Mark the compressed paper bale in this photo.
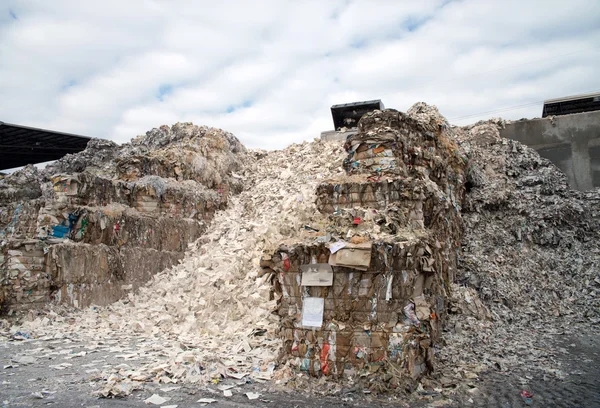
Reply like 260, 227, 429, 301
272, 104, 468, 382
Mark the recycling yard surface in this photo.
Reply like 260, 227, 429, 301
1, 103, 600, 407
1, 321, 599, 407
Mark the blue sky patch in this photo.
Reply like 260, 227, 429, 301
226, 99, 253, 113
350, 38, 367, 49
61, 79, 77, 90
157, 84, 173, 101
405, 16, 431, 32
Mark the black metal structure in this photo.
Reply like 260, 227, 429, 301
0, 121, 91, 170
542, 92, 600, 117
331, 100, 384, 131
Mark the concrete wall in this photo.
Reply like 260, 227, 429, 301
499, 110, 600, 191
320, 129, 357, 142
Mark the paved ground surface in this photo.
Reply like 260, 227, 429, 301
1, 328, 599, 407
446, 330, 600, 408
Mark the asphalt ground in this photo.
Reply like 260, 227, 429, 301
1, 326, 598, 407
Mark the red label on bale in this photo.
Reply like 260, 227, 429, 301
320, 343, 330, 375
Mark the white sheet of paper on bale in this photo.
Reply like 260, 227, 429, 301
300, 263, 333, 286
328, 242, 372, 271
301, 297, 324, 328
328, 241, 346, 254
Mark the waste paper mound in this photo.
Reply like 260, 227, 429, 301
437, 115, 600, 385
0, 124, 245, 313
1, 103, 598, 398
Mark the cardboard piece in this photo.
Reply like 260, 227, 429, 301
414, 296, 430, 321
328, 242, 372, 271
300, 263, 333, 286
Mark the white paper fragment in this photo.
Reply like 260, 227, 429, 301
246, 392, 261, 400
253, 370, 273, 380
197, 398, 218, 404
348, 272, 353, 295
12, 356, 36, 365
358, 279, 370, 296
226, 372, 248, 379
328, 241, 346, 254
145, 394, 169, 405
300, 264, 333, 286
160, 386, 181, 392
386, 274, 394, 301
301, 297, 324, 328
64, 351, 86, 359
223, 390, 233, 397
161, 405, 178, 408
49, 363, 72, 370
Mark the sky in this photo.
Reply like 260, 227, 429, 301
1, 0, 599, 150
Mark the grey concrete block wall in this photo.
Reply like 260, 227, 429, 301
320, 129, 357, 142
500, 110, 600, 191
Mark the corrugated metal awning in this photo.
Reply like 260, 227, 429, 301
0, 121, 91, 170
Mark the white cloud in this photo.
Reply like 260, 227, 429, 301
0, 0, 599, 150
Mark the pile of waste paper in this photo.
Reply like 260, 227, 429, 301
0, 123, 245, 313
2, 137, 349, 396
1, 103, 599, 399
436, 115, 600, 390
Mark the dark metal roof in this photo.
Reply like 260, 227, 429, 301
330, 99, 384, 109
542, 92, 600, 117
0, 121, 91, 170
330, 99, 384, 131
